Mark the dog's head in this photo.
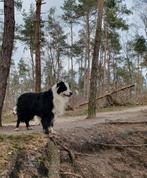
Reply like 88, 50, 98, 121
52, 81, 72, 97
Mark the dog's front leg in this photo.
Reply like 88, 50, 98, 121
41, 118, 49, 134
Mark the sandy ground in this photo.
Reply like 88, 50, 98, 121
0, 105, 147, 135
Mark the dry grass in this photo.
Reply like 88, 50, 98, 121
0, 133, 48, 175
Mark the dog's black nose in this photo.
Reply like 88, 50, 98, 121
70, 92, 73, 96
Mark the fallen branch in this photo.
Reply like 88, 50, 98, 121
96, 143, 147, 148
105, 121, 147, 125
80, 84, 135, 107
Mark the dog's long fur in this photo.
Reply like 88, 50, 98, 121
15, 81, 72, 134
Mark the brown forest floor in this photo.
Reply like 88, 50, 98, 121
0, 105, 147, 177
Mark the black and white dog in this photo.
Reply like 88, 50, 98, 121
14, 81, 72, 134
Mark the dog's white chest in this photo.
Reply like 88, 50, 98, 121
53, 96, 68, 116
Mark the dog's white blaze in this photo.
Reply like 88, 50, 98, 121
52, 82, 70, 116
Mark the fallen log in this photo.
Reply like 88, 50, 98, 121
80, 84, 135, 107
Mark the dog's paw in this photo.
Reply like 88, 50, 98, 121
14, 128, 19, 131
44, 129, 49, 134
49, 127, 56, 134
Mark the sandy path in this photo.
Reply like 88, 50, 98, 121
0, 105, 147, 135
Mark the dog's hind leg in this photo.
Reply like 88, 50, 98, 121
14, 119, 20, 131
48, 118, 56, 134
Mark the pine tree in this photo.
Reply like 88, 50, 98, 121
76, 0, 97, 99
62, 0, 77, 86
0, 0, 15, 126
46, 8, 67, 81
88, 0, 104, 119
17, 5, 35, 90
35, 0, 42, 92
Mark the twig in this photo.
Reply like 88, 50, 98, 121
60, 170, 83, 178
75, 152, 96, 157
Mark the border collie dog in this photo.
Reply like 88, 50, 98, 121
14, 81, 72, 134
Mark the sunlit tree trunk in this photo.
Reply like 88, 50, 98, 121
0, 0, 15, 126
84, 12, 91, 100
88, 0, 104, 119
70, 22, 74, 86
35, 0, 42, 92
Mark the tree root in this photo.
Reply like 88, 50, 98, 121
49, 134, 85, 178
49, 134, 75, 164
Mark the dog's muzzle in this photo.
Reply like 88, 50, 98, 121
63, 92, 73, 97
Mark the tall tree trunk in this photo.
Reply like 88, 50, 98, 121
29, 46, 35, 91
86, 12, 91, 70
70, 22, 74, 85
136, 55, 141, 95
84, 12, 91, 100
35, 0, 42, 92
88, 0, 104, 119
0, 0, 15, 126
56, 48, 60, 81
107, 52, 111, 88
103, 21, 108, 90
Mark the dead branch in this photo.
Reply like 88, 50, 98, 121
75, 152, 96, 157
60, 170, 83, 178
96, 143, 147, 148
105, 121, 147, 125
80, 84, 135, 107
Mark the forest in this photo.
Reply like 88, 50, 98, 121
0, 0, 147, 118
0, 0, 147, 178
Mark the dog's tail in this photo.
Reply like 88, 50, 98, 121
12, 106, 17, 115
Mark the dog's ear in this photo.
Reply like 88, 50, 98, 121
56, 81, 67, 94
57, 81, 64, 88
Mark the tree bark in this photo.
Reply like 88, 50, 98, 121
88, 0, 104, 119
0, 0, 15, 126
84, 12, 91, 100
47, 140, 60, 178
29, 46, 35, 90
70, 22, 74, 86
35, 0, 42, 92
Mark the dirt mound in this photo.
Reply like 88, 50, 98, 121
59, 123, 147, 178
1, 123, 146, 178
